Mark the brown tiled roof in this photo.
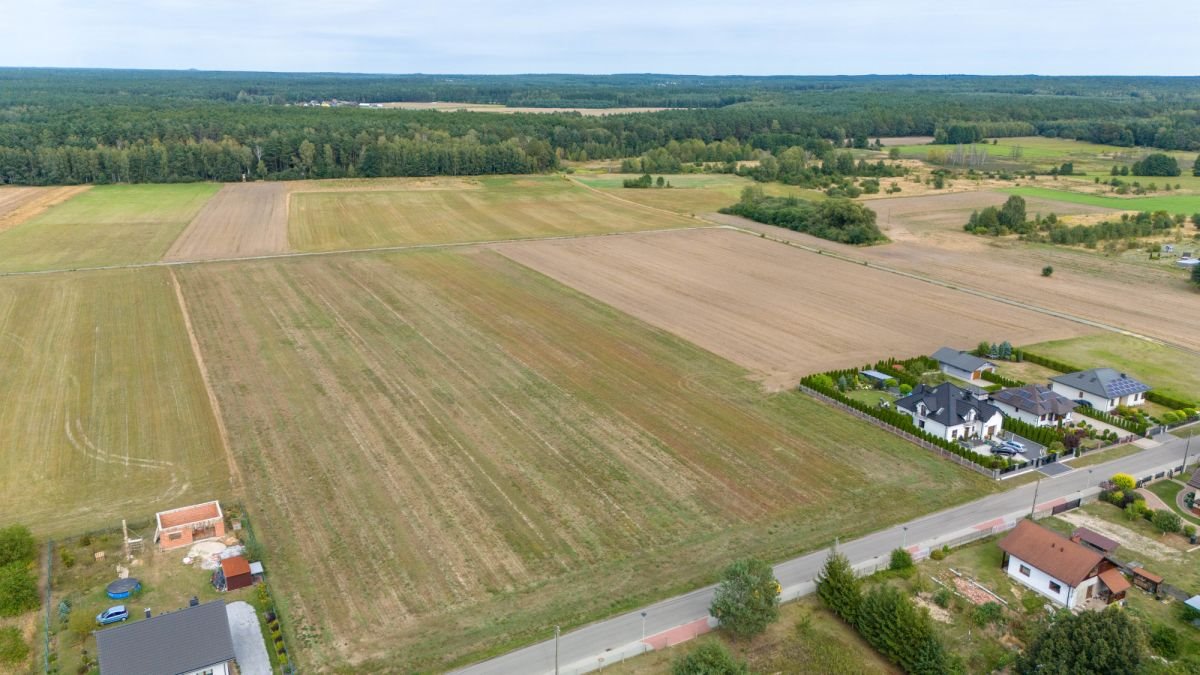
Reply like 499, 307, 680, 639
158, 501, 221, 529
999, 520, 1102, 586
1072, 527, 1119, 553
1132, 567, 1163, 584
220, 556, 251, 578
1098, 568, 1131, 595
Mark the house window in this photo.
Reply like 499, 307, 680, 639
950, 429, 958, 439
168, 532, 183, 541
1048, 580, 1062, 594
918, 420, 925, 430
1018, 565, 1031, 577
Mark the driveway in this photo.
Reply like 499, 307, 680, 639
226, 601, 271, 675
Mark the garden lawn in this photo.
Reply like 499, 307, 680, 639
1020, 333, 1200, 404
0, 184, 220, 272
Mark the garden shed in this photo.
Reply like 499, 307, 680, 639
214, 555, 253, 592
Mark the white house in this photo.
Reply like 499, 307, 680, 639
998, 520, 1129, 609
990, 384, 1076, 427
1048, 368, 1150, 412
96, 600, 237, 675
894, 382, 1003, 442
931, 347, 997, 382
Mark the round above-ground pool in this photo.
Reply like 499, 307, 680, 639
106, 578, 141, 599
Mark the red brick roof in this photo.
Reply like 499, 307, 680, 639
220, 556, 251, 578
999, 520, 1103, 587
1098, 568, 1131, 595
158, 501, 221, 529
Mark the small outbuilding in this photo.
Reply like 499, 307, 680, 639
1071, 527, 1120, 555
214, 556, 253, 592
1131, 567, 1164, 596
155, 501, 225, 551
931, 347, 997, 382
859, 369, 894, 387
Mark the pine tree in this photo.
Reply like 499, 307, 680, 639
815, 551, 861, 622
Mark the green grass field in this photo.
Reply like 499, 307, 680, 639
573, 173, 824, 214
1021, 333, 1200, 404
892, 136, 1138, 162
288, 174, 695, 251
1001, 186, 1200, 214
0, 184, 220, 272
178, 249, 995, 671
0, 269, 230, 536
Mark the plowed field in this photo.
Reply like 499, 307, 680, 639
165, 182, 289, 260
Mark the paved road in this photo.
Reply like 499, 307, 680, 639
456, 433, 1197, 675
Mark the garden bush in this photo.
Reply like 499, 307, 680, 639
0, 563, 38, 617
0, 526, 35, 568
972, 602, 1005, 627
0, 627, 29, 666
1111, 473, 1136, 492
1151, 509, 1181, 534
933, 587, 952, 608
671, 642, 748, 675
889, 548, 914, 571
1148, 623, 1181, 659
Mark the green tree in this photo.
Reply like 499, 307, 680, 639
0, 563, 38, 617
815, 551, 861, 622
998, 195, 1027, 229
1192, 154, 1200, 177
671, 641, 748, 675
1131, 153, 1181, 177
855, 585, 958, 674
889, 548, 914, 571
709, 558, 780, 639
1151, 509, 1181, 534
1111, 473, 1136, 492
0, 526, 34, 568
1016, 608, 1145, 675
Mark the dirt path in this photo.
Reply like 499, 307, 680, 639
165, 183, 289, 260
169, 267, 242, 493
1058, 511, 1180, 561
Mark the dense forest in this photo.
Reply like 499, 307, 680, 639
2, 70, 1200, 185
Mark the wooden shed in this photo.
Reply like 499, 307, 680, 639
214, 556, 253, 592
1131, 567, 1163, 596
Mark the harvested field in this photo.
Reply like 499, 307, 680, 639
0, 185, 90, 232
717, 203, 1200, 355
498, 228, 1093, 388
165, 182, 290, 260
0, 269, 230, 536
0, 183, 219, 272
288, 176, 481, 193
861, 190, 1117, 241
177, 249, 995, 671
572, 173, 822, 214
288, 175, 694, 251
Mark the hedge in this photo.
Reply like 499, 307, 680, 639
1001, 416, 1066, 447
1147, 391, 1197, 410
801, 373, 1002, 470
980, 370, 1026, 388
1076, 406, 1148, 436
1019, 351, 1081, 374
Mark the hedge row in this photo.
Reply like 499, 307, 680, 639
980, 370, 1025, 388
802, 374, 1002, 470
1075, 406, 1148, 436
1147, 390, 1197, 410
1000, 416, 1066, 447
1018, 351, 1080, 374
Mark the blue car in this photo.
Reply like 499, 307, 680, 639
96, 605, 129, 625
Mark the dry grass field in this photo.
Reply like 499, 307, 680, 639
572, 173, 823, 214
0, 269, 230, 536
861, 190, 1117, 241
165, 182, 289, 260
287, 175, 695, 251
0, 185, 90, 232
177, 249, 996, 671
499, 228, 1095, 389
0, 184, 219, 272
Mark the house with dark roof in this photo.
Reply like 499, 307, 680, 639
96, 600, 236, 675
990, 384, 1077, 427
998, 520, 1129, 609
1048, 368, 1150, 412
894, 382, 1002, 442
931, 347, 997, 382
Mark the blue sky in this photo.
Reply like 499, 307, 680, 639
5, 0, 1198, 75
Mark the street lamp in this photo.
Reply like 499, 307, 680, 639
641, 612, 647, 641
902, 526, 908, 549
554, 625, 560, 675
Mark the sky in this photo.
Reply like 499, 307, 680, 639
3, 0, 1199, 75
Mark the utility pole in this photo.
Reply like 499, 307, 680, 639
555, 625, 560, 675
640, 612, 647, 641
902, 526, 908, 549
1183, 434, 1193, 475
1030, 477, 1042, 518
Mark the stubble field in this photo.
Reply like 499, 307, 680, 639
0, 185, 91, 232
288, 174, 695, 251
164, 182, 290, 260
0, 269, 230, 536
499, 228, 1095, 389
176, 248, 996, 671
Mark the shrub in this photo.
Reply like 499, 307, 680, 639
1042, 265, 1054, 277
1184, 524, 1196, 538
972, 601, 1005, 627
1111, 473, 1136, 492
930, 548, 946, 561
1021, 594, 1045, 615
0, 627, 29, 666
1148, 623, 1181, 658
0, 526, 35, 568
889, 548, 914, 571
898, 383, 912, 395
59, 547, 75, 569
671, 642, 748, 675
932, 587, 952, 608
1151, 509, 1181, 534
0, 563, 38, 617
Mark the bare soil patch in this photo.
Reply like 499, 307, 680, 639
497, 228, 1093, 389
0, 185, 89, 232
165, 182, 289, 260
1058, 511, 1180, 562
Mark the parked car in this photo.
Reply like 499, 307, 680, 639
993, 446, 1019, 456
96, 605, 129, 625
1001, 439, 1025, 451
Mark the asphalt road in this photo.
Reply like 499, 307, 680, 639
456, 433, 1196, 675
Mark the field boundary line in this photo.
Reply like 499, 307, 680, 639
713, 219, 1200, 359
169, 267, 243, 494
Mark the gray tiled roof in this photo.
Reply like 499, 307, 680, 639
1050, 368, 1150, 399
991, 384, 1077, 416
896, 382, 1001, 427
931, 347, 994, 374
97, 600, 234, 675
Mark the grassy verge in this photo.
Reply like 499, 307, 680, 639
1067, 444, 1142, 469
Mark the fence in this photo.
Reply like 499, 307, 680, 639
237, 504, 297, 675
43, 540, 54, 674
798, 385, 998, 478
